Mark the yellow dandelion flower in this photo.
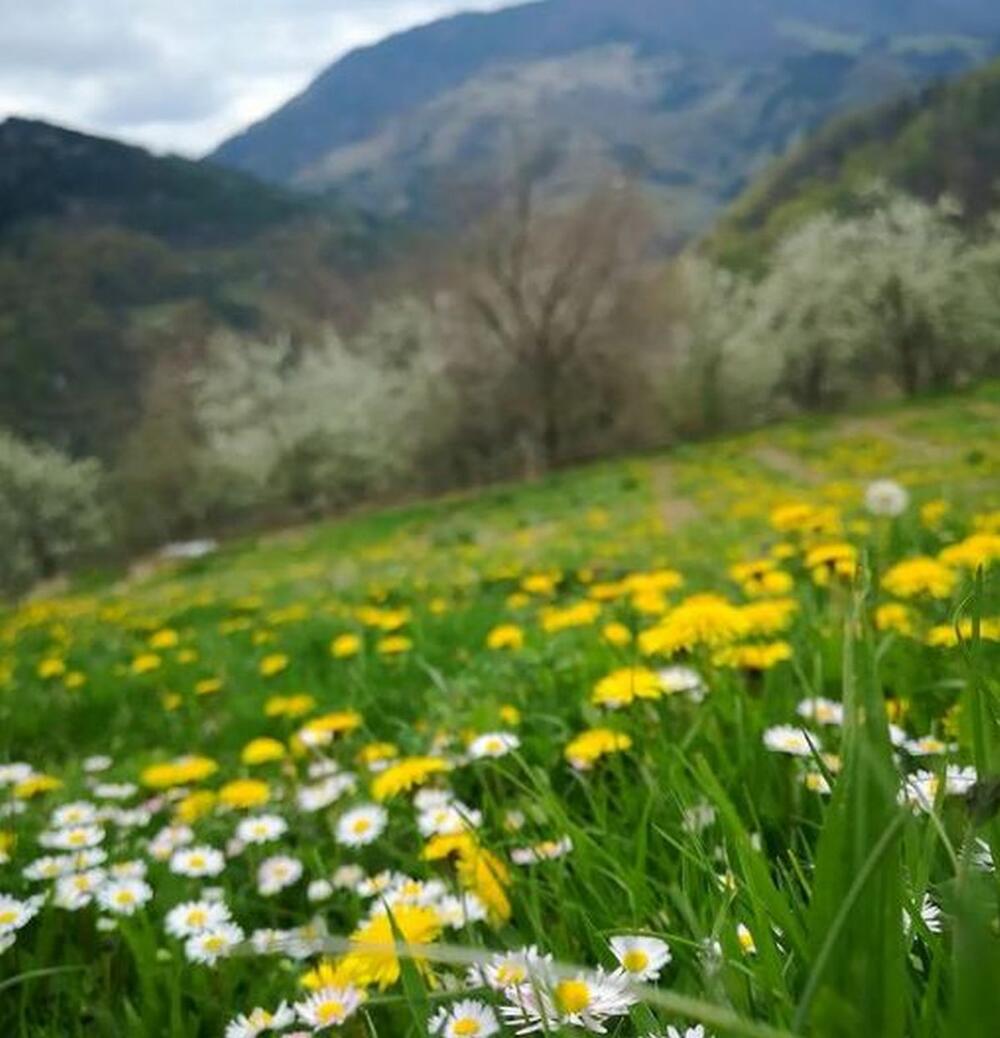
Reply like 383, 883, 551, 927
939, 534, 1000, 572
521, 572, 559, 596
13, 774, 62, 798
131, 653, 162, 675
499, 704, 521, 726
141, 755, 218, 789
729, 559, 793, 598
149, 628, 179, 649
739, 598, 798, 636
592, 667, 663, 708
601, 622, 632, 647
920, 499, 949, 528
331, 633, 362, 658
218, 778, 270, 810
371, 757, 451, 800
713, 641, 792, 672
241, 737, 287, 765
564, 728, 632, 770
357, 742, 398, 767
540, 601, 600, 633
486, 625, 524, 650
805, 543, 857, 586
175, 790, 217, 823
265, 693, 316, 718
194, 678, 223, 696
875, 603, 915, 637
639, 594, 747, 656
883, 557, 957, 599
259, 653, 289, 677
37, 657, 66, 679
327, 904, 444, 990
377, 635, 412, 655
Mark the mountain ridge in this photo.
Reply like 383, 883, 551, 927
209, 0, 1000, 230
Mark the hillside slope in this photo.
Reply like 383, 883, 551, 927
0, 119, 384, 459
709, 56, 1000, 266
211, 0, 1000, 232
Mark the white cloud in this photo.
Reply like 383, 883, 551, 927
0, 0, 513, 155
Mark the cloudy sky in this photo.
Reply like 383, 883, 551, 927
0, 1, 510, 156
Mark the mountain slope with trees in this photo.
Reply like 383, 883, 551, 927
0, 118, 386, 459
710, 56, 1000, 267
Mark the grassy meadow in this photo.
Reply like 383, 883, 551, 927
1, 385, 999, 1037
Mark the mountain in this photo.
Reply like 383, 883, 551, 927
709, 56, 1000, 267
211, 0, 1000, 234
0, 118, 386, 459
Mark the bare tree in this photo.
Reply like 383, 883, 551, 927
461, 159, 650, 472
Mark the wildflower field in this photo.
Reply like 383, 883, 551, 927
1, 386, 999, 1038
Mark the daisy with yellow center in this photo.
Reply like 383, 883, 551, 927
609, 934, 672, 980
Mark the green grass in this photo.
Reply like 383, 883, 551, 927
1, 386, 998, 1036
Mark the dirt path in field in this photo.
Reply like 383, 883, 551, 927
650, 462, 702, 532
839, 416, 958, 462
751, 445, 822, 485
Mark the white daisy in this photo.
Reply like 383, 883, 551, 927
335, 804, 387, 847
903, 735, 954, 757
413, 787, 454, 811
510, 837, 573, 865
257, 855, 303, 896
296, 774, 357, 812
148, 824, 194, 861
39, 824, 105, 850
236, 814, 289, 845
418, 803, 482, 837
468, 732, 520, 759
51, 801, 99, 828
903, 893, 943, 937
356, 870, 402, 898
170, 845, 226, 878
0, 894, 44, 935
681, 804, 716, 834
468, 946, 552, 991
281, 917, 330, 961
54, 869, 107, 910
384, 877, 448, 908
23, 855, 75, 881
610, 935, 672, 981
0, 763, 33, 785
109, 860, 148, 880
225, 1002, 295, 1038
437, 892, 489, 929
501, 967, 636, 1033
184, 922, 245, 965
429, 998, 500, 1036
307, 879, 334, 902
92, 782, 138, 800
83, 755, 114, 773
658, 666, 707, 701
332, 864, 365, 889
293, 986, 365, 1030
762, 725, 821, 757
250, 928, 292, 955
795, 698, 844, 726
97, 878, 153, 916
165, 899, 232, 938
